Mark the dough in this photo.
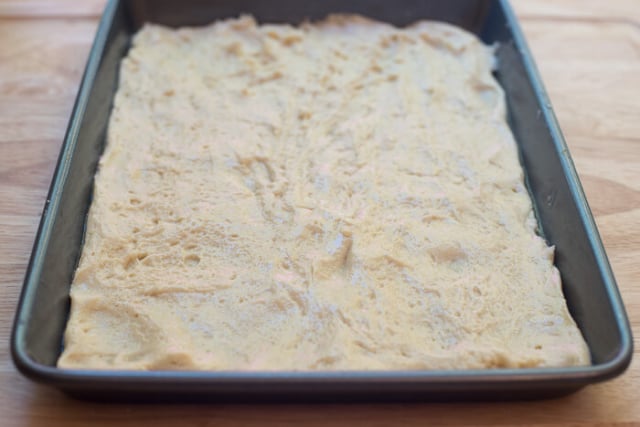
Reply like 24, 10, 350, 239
58, 15, 589, 370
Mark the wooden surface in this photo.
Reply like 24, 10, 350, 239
1, 0, 638, 425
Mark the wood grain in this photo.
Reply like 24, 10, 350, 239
0, 0, 105, 18
0, 0, 638, 426
513, 0, 640, 22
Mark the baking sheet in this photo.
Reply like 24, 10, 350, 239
11, 0, 632, 401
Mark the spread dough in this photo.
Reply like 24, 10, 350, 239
58, 15, 589, 370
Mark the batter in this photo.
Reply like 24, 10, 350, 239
58, 15, 589, 370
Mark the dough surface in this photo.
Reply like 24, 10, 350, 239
58, 15, 589, 370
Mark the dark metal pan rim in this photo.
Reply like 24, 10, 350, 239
13, 342, 632, 383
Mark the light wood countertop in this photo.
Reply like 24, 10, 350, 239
0, 0, 638, 425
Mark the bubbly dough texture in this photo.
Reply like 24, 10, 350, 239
58, 15, 589, 370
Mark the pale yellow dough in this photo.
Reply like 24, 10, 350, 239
58, 15, 589, 370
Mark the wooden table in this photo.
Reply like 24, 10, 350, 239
1, 0, 638, 425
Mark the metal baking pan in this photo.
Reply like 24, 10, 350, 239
11, 0, 633, 401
